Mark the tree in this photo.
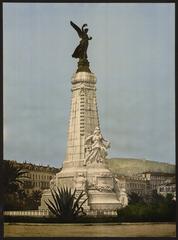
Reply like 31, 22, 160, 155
45, 186, 88, 221
1, 160, 28, 210
1, 160, 28, 194
128, 192, 144, 204
117, 191, 176, 222
31, 190, 42, 206
150, 190, 165, 204
24, 190, 42, 210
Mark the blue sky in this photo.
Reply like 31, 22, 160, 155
3, 3, 175, 167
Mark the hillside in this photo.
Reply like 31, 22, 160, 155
106, 158, 175, 176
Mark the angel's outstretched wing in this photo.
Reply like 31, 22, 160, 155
70, 21, 82, 38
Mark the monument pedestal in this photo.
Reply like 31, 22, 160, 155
40, 69, 125, 213
86, 165, 122, 210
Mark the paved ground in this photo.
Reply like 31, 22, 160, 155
4, 222, 176, 237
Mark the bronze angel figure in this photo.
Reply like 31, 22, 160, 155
70, 21, 92, 60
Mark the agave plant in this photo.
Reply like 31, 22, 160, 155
45, 186, 88, 220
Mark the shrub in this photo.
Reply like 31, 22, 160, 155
117, 192, 176, 222
128, 192, 145, 204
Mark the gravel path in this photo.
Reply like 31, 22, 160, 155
4, 222, 176, 237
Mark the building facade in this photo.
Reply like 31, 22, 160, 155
157, 176, 176, 200
9, 160, 59, 195
115, 172, 176, 199
115, 175, 147, 197
141, 171, 175, 193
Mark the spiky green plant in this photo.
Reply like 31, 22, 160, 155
45, 186, 88, 220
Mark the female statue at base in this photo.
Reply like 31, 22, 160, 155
84, 127, 110, 166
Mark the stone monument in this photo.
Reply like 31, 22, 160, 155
40, 21, 126, 212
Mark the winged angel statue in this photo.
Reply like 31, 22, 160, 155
70, 21, 92, 60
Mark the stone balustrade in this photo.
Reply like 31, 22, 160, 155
4, 210, 50, 217
4, 209, 117, 217
85, 209, 117, 216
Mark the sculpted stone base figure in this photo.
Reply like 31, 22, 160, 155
84, 127, 110, 166
75, 172, 86, 191
119, 188, 128, 207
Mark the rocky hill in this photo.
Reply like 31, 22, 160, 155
106, 158, 175, 176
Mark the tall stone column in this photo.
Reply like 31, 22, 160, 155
64, 71, 99, 169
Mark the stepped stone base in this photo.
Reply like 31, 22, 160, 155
40, 163, 122, 211
88, 191, 122, 210
86, 164, 121, 210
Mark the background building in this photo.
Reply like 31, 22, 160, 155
115, 175, 147, 197
157, 176, 176, 200
7, 160, 60, 194
115, 172, 176, 199
141, 171, 175, 193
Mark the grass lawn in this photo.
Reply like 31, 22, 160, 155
4, 222, 176, 237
